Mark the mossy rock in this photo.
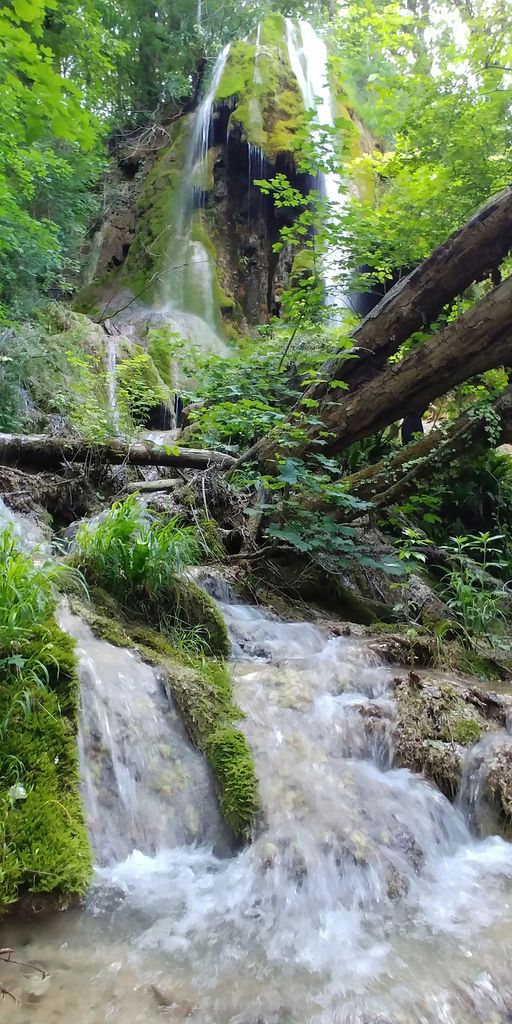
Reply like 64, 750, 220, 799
215, 14, 304, 161
76, 593, 258, 841
0, 619, 92, 909
169, 576, 231, 658
121, 117, 192, 300
393, 674, 490, 800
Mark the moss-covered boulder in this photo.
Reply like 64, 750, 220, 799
0, 620, 92, 910
393, 671, 509, 800
171, 576, 231, 658
216, 14, 304, 161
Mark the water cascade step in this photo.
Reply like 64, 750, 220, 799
4, 595, 512, 1022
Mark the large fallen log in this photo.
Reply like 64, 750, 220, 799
305, 185, 512, 402
0, 434, 236, 471
247, 271, 512, 469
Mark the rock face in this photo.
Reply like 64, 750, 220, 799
393, 670, 512, 804
75, 14, 369, 337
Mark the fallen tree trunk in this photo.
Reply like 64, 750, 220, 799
0, 434, 236, 472
124, 478, 182, 493
248, 271, 512, 469
304, 185, 512, 403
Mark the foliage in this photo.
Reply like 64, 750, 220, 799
438, 532, 508, 641
0, 527, 91, 905
116, 349, 171, 427
0, 0, 112, 317
73, 496, 230, 654
74, 495, 200, 603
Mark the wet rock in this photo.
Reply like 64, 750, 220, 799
485, 739, 512, 829
150, 983, 196, 1016
23, 973, 51, 1003
393, 672, 506, 801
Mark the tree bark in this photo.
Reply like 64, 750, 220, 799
248, 271, 512, 469
310, 385, 512, 522
304, 185, 512, 402
0, 434, 236, 472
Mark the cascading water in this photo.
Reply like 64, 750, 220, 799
286, 19, 351, 311
156, 46, 232, 356
106, 333, 119, 425
4, 593, 512, 1022
60, 610, 230, 865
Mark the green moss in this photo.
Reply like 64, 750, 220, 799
122, 118, 192, 300
206, 727, 259, 839
170, 576, 231, 658
215, 15, 304, 161
0, 618, 92, 909
450, 718, 482, 746
75, 593, 259, 841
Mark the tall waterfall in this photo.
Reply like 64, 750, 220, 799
286, 19, 351, 310
156, 46, 232, 355
5, 592, 512, 1022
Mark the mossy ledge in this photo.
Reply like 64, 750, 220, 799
0, 619, 92, 911
74, 589, 259, 841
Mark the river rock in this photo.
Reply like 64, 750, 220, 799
483, 738, 512, 829
393, 671, 512, 804
150, 982, 196, 1016
23, 973, 51, 1003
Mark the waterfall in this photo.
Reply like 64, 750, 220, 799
8, 590, 512, 1022
61, 610, 230, 865
286, 19, 351, 311
106, 333, 119, 425
157, 46, 232, 355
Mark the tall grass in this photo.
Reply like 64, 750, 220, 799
0, 528, 79, 652
73, 495, 200, 608
0, 527, 83, 689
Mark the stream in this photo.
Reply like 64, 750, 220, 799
3, 593, 512, 1022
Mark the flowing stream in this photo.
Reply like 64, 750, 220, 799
3, 592, 512, 1022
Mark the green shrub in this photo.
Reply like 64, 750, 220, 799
74, 496, 200, 601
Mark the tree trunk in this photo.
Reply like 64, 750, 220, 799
248, 272, 512, 469
0, 434, 236, 472
304, 185, 512, 403
309, 385, 512, 522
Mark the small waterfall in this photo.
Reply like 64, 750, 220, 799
106, 333, 119, 425
61, 610, 230, 865
9, 592, 512, 1023
458, 731, 512, 836
286, 19, 351, 310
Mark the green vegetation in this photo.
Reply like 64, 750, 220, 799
0, 528, 91, 907
73, 495, 230, 656
216, 15, 305, 160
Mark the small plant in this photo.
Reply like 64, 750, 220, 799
73, 495, 201, 614
438, 532, 508, 641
